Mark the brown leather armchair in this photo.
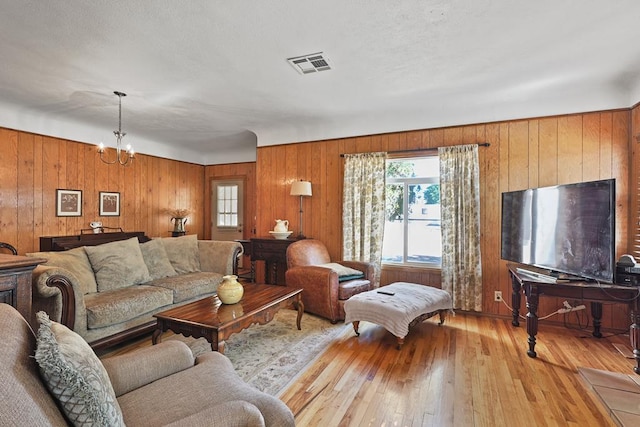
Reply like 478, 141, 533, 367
285, 239, 374, 323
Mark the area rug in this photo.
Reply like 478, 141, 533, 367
165, 309, 349, 396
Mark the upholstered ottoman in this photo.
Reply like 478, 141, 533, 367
344, 282, 453, 349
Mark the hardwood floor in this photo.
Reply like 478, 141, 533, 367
280, 313, 633, 426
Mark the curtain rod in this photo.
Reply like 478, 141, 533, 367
339, 142, 490, 157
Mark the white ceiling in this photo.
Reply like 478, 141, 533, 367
1, 1, 639, 165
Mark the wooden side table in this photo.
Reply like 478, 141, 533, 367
250, 237, 300, 285
0, 254, 47, 324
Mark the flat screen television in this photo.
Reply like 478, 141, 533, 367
501, 179, 615, 283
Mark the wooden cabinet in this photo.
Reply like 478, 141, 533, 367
0, 254, 46, 324
250, 237, 301, 285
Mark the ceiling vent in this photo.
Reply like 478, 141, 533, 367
287, 52, 332, 75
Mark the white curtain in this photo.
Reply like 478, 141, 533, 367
342, 152, 386, 287
438, 144, 482, 311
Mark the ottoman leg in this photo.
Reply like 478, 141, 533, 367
438, 310, 446, 325
396, 336, 404, 350
352, 321, 360, 336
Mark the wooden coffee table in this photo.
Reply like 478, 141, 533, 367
152, 283, 303, 354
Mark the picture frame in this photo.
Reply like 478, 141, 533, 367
99, 191, 120, 216
56, 189, 82, 217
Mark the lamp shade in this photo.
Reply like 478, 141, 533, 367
290, 181, 312, 197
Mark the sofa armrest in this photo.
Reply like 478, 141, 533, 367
285, 265, 339, 300
163, 401, 265, 427
32, 265, 81, 329
198, 240, 243, 275
102, 341, 195, 396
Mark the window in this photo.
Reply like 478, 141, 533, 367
217, 184, 239, 227
382, 156, 441, 266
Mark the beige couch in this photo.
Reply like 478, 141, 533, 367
28, 235, 242, 348
0, 303, 294, 426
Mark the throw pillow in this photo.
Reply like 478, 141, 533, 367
26, 247, 99, 294
161, 234, 201, 274
34, 311, 124, 427
318, 262, 364, 278
139, 239, 178, 281
84, 237, 151, 292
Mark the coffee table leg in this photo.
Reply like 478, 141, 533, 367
352, 321, 360, 336
152, 328, 163, 345
294, 295, 304, 330
211, 331, 222, 353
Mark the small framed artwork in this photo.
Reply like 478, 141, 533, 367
56, 189, 82, 217
99, 191, 120, 216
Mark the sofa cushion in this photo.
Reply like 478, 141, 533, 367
85, 237, 151, 292
84, 285, 174, 329
34, 311, 124, 427
161, 234, 201, 274
148, 271, 224, 303
338, 279, 372, 300
27, 247, 99, 294
139, 239, 178, 281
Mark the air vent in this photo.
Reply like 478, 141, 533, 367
287, 52, 332, 75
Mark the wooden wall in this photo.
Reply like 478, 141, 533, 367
0, 128, 205, 254
0, 108, 634, 330
255, 110, 632, 329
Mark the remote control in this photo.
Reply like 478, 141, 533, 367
377, 290, 395, 296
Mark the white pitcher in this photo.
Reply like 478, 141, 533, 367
274, 219, 289, 232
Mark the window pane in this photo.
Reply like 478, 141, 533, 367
216, 184, 239, 227
382, 157, 441, 266
382, 183, 404, 263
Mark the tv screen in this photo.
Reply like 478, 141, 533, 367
501, 179, 615, 282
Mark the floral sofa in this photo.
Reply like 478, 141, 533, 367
27, 234, 242, 348
0, 303, 294, 426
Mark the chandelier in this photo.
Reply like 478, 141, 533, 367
97, 91, 134, 165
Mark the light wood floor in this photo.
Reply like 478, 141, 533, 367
280, 313, 634, 426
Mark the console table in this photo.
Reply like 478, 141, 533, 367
40, 231, 149, 251
507, 264, 640, 374
0, 254, 47, 323
250, 237, 300, 285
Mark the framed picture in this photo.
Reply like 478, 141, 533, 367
56, 189, 82, 217
99, 191, 120, 216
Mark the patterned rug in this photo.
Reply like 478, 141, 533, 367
165, 309, 349, 396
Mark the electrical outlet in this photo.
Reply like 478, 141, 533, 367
494, 291, 502, 302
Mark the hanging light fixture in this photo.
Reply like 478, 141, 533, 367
97, 91, 134, 165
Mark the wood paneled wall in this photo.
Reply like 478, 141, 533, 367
0, 128, 205, 254
255, 111, 631, 329
0, 108, 633, 330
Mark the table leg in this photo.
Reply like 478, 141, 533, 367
511, 274, 521, 327
152, 328, 163, 345
591, 301, 603, 338
630, 299, 640, 374
294, 296, 304, 330
352, 321, 360, 336
526, 290, 539, 358
212, 331, 222, 353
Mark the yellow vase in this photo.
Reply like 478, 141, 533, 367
217, 275, 244, 304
